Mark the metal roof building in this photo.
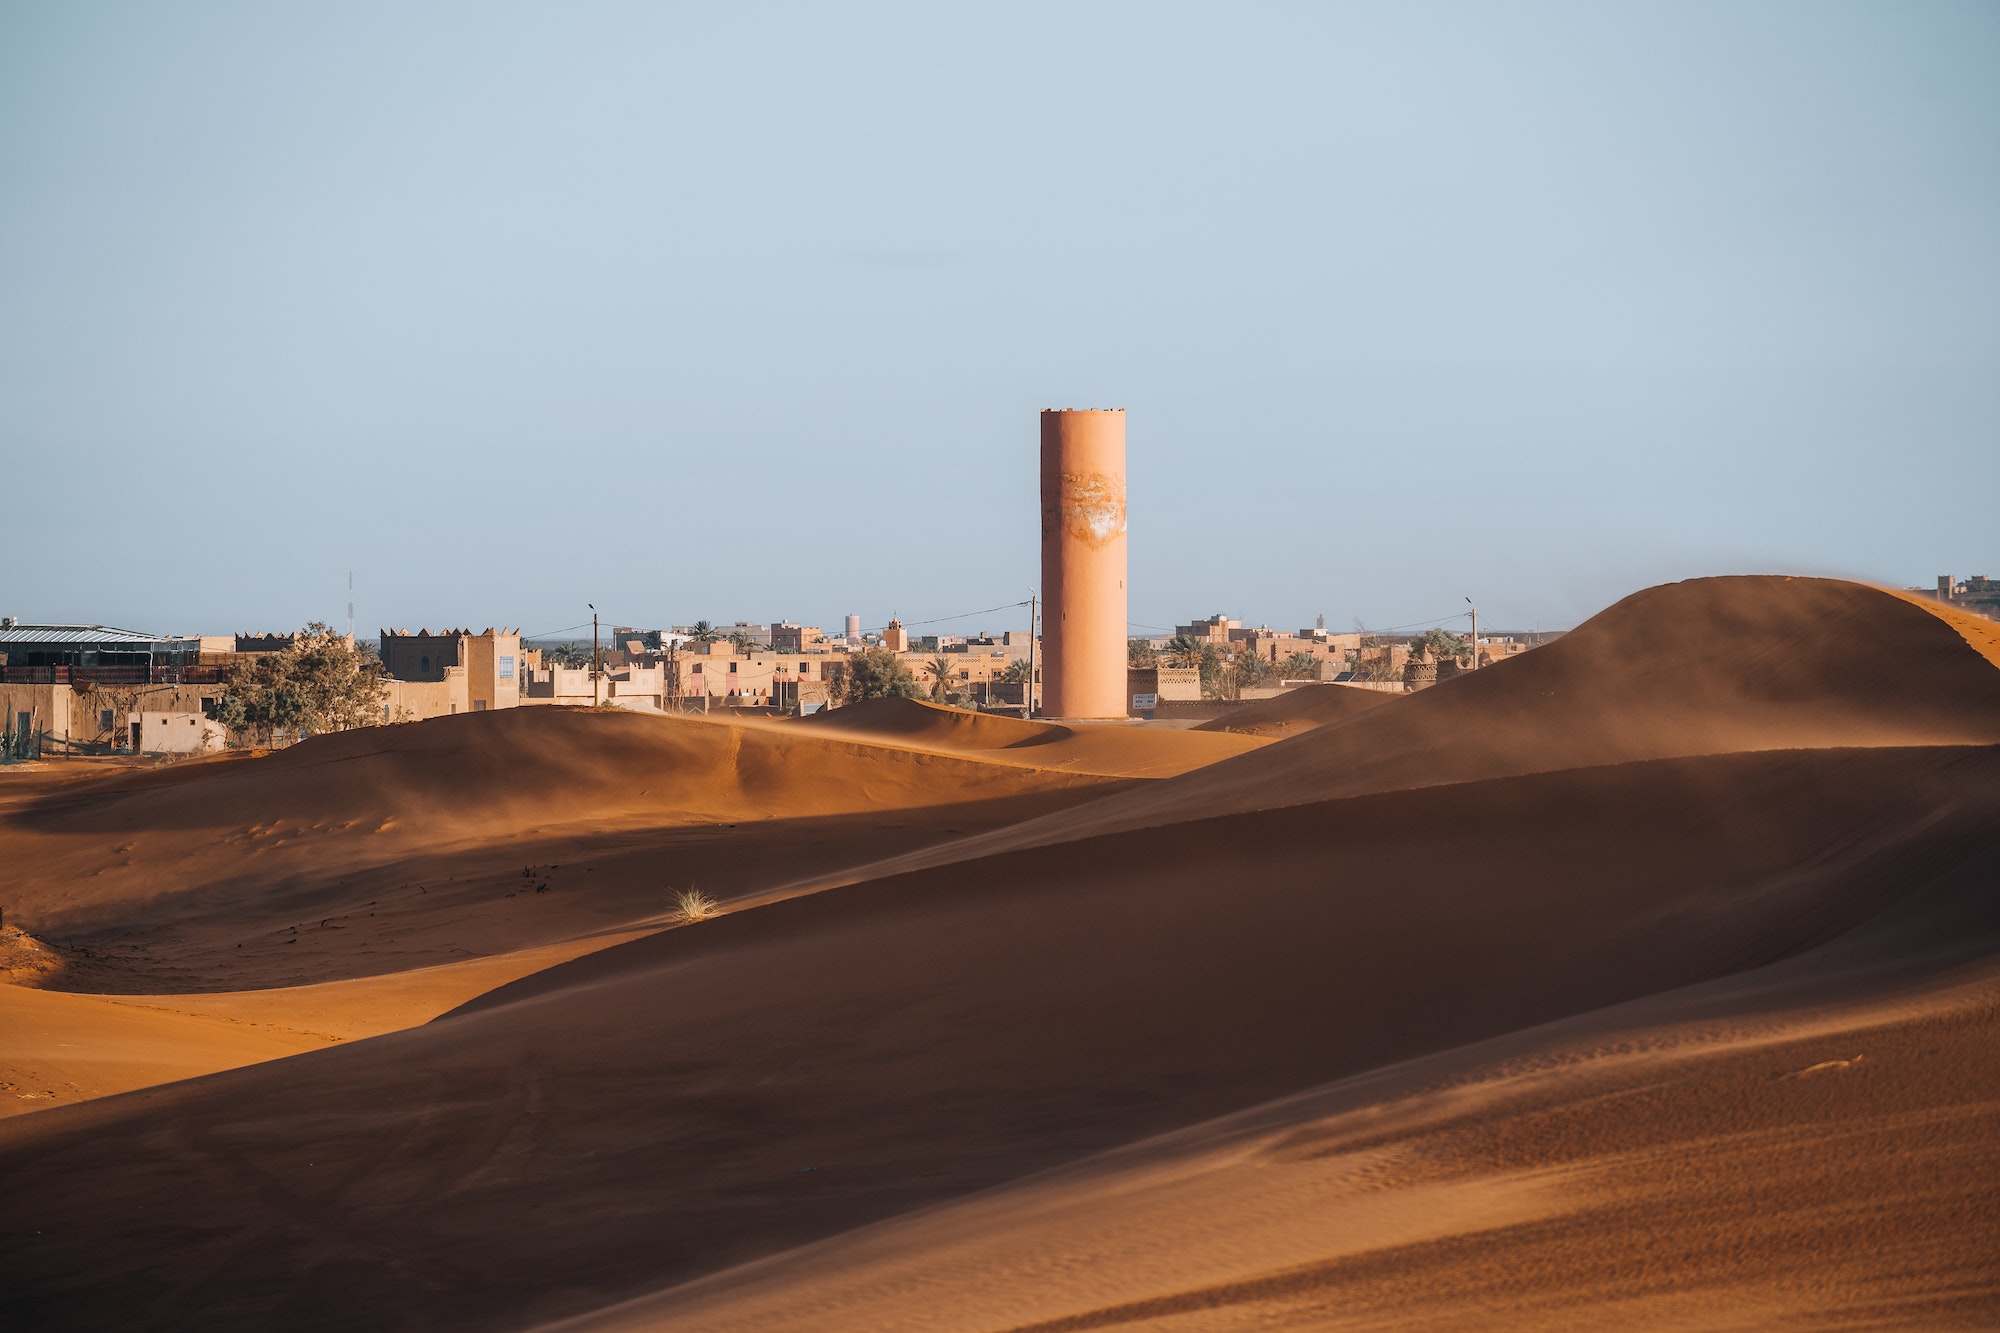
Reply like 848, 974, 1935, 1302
0, 622, 202, 667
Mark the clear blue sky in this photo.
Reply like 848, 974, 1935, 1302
3, 2, 1994, 639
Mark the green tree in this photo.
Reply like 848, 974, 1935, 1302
544, 641, 590, 668
215, 623, 386, 745
690, 620, 719, 643
1000, 657, 1034, 684
1419, 628, 1469, 663
728, 630, 752, 654
839, 647, 925, 703
1128, 639, 1158, 668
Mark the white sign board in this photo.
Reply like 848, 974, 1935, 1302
1131, 693, 1158, 710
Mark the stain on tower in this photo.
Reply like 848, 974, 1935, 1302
1040, 408, 1128, 719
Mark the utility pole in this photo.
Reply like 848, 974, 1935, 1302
1025, 593, 1039, 718
589, 604, 601, 705
347, 572, 355, 641
1465, 597, 1479, 670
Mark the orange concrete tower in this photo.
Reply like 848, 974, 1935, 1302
1040, 408, 1128, 719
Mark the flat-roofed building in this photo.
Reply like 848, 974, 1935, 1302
771, 622, 823, 653
379, 627, 522, 713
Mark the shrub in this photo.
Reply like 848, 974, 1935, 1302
673, 887, 719, 923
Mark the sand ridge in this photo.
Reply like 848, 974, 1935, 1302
1193, 682, 1394, 738
789, 695, 1268, 776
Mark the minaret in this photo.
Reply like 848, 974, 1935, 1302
1039, 409, 1128, 718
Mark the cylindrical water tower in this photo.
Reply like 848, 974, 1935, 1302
1039, 408, 1128, 719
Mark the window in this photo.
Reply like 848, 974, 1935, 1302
420, 655, 431, 672
100, 709, 115, 731
498, 655, 515, 680
473, 700, 488, 712
728, 662, 737, 673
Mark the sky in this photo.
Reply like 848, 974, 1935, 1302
2, 1, 1995, 640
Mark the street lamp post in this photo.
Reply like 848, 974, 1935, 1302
589, 603, 601, 704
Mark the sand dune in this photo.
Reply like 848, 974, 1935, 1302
1192, 682, 1393, 738
797, 696, 1068, 746
0, 708, 1132, 993
1166, 575, 2000, 808
785, 576, 2000, 891
794, 696, 1266, 777
3, 739, 1994, 1329
1, 575, 1996, 1331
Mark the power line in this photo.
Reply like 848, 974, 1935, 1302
523, 621, 593, 641
856, 598, 1035, 635
529, 598, 1036, 646
1131, 610, 1474, 636
1371, 610, 1477, 633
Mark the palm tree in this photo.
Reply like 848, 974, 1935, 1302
924, 656, 958, 704
1232, 642, 1273, 691
1165, 633, 1206, 669
728, 630, 752, 654
690, 620, 719, 643
1279, 651, 1319, 680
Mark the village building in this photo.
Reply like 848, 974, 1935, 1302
378, 627, 522, 715
0, 621, 235, 755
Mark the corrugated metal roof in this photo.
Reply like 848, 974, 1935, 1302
0, 625, 196, 645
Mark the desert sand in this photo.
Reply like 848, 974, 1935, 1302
0, 575, 1995, 1330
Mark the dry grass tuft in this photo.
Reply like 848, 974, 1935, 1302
673, 887, 719, 923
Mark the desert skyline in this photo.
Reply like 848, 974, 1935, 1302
4, 3, 1997, 634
